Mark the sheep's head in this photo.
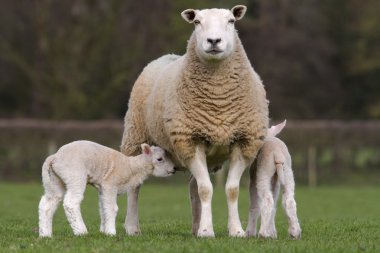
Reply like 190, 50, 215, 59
141, 144, 176, 177
181, 5, 247, 62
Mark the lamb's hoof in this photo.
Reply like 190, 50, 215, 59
245, 229, 257, 238
258, 230, 277, 239
289, 226, 301, 240
229, 227, 246, 237
126, 227, 141, 236
74, 230, 88, 236
197, 228, 215, 238
39, 233, 52, 238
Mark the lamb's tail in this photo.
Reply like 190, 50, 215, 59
41, 155, 56, 187
274, 152, 286, 185
267, 120, 287, 138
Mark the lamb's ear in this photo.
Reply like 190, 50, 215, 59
267, 120, 287, 138
181, 9, 197, 23
141, 144, 152, 156
231, 5, 247, 20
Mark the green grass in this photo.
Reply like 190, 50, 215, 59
0, 182, 379, 253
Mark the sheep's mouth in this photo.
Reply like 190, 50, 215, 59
206, 49, 223, 55
168, 170, 176, 175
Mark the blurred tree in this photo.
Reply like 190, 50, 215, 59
0, 0, 379, 120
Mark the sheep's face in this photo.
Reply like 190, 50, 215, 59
141, 144, 176, 177
181, 5, 247, 62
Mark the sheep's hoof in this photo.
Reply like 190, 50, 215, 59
197, 228, 215, 238
245, 229, 257, 238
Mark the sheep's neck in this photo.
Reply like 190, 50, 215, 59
177, 32, 254, 142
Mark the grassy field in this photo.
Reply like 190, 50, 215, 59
0, 182, 379, 253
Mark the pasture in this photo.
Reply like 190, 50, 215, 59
0, 183, 379, 253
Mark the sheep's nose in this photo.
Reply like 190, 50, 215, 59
207, 38, 221, 46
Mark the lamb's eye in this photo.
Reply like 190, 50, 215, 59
157, 158, 163, 162
194, 20, 200, 25
228, 19, 235, 24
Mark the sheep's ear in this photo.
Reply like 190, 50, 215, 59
231, 5, 247, 20
267, 120, 287, 138
141, 144, 152, 156
181, 9, 197, 23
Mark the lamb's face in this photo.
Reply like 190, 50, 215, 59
181, 5, 247, 62
141, 144, 176, 177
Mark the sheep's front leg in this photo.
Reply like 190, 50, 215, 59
246, 165, 260, 237
187, 145, 214, 237
189, 176, 201, 235
226, 147, 250, 237
124, 185, 141, 235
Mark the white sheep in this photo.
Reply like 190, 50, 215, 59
38, 141, 175, 237
246, 120, 302, 239
121, 5, 268, 237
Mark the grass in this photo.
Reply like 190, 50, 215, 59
0, 182, 379, 253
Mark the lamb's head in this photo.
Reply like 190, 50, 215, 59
181, 5, 247, 62
141, 144, 176, 177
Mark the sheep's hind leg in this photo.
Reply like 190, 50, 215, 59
189, 175, 201, 235
226, 147, 249, 237
124, 186, 141, 235
63, 181, 88, 236
187, 145, 214, 237
246, 165, 260, 237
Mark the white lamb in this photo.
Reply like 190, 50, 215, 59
246, 120, 302, 239
38, 141, 175, 237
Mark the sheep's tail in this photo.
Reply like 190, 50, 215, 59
267, 120, 287, 138
274, 152, 286, 185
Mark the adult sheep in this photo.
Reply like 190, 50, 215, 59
121, 5, 268, 237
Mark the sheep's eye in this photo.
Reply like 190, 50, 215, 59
194, 20, 200, 25
228, 19, 235, 24
157, 158, 163, 162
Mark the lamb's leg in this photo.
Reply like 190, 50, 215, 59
269, 174, 280, 237
63, 181, 88, 236
225, 147, 249, 237
280, 165, 301, 239
124, 185, 141, 235
38, 183, 65, 237
189, 175, 201, 235
187, 145, 214, 237
100, 187, 118, 236
257, 163, 276, 238
246, 165, 260, 237
39, 165, 65, 237
99, 192, 105, 233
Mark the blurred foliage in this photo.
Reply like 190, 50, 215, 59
0, 0, 380, 119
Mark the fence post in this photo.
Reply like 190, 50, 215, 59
307, 145, 317, 187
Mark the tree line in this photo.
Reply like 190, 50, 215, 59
0, 0, 379, 120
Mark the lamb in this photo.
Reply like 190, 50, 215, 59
38, 141, 175, 237
121, 5, 268, 237
246, 120, 302, 239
